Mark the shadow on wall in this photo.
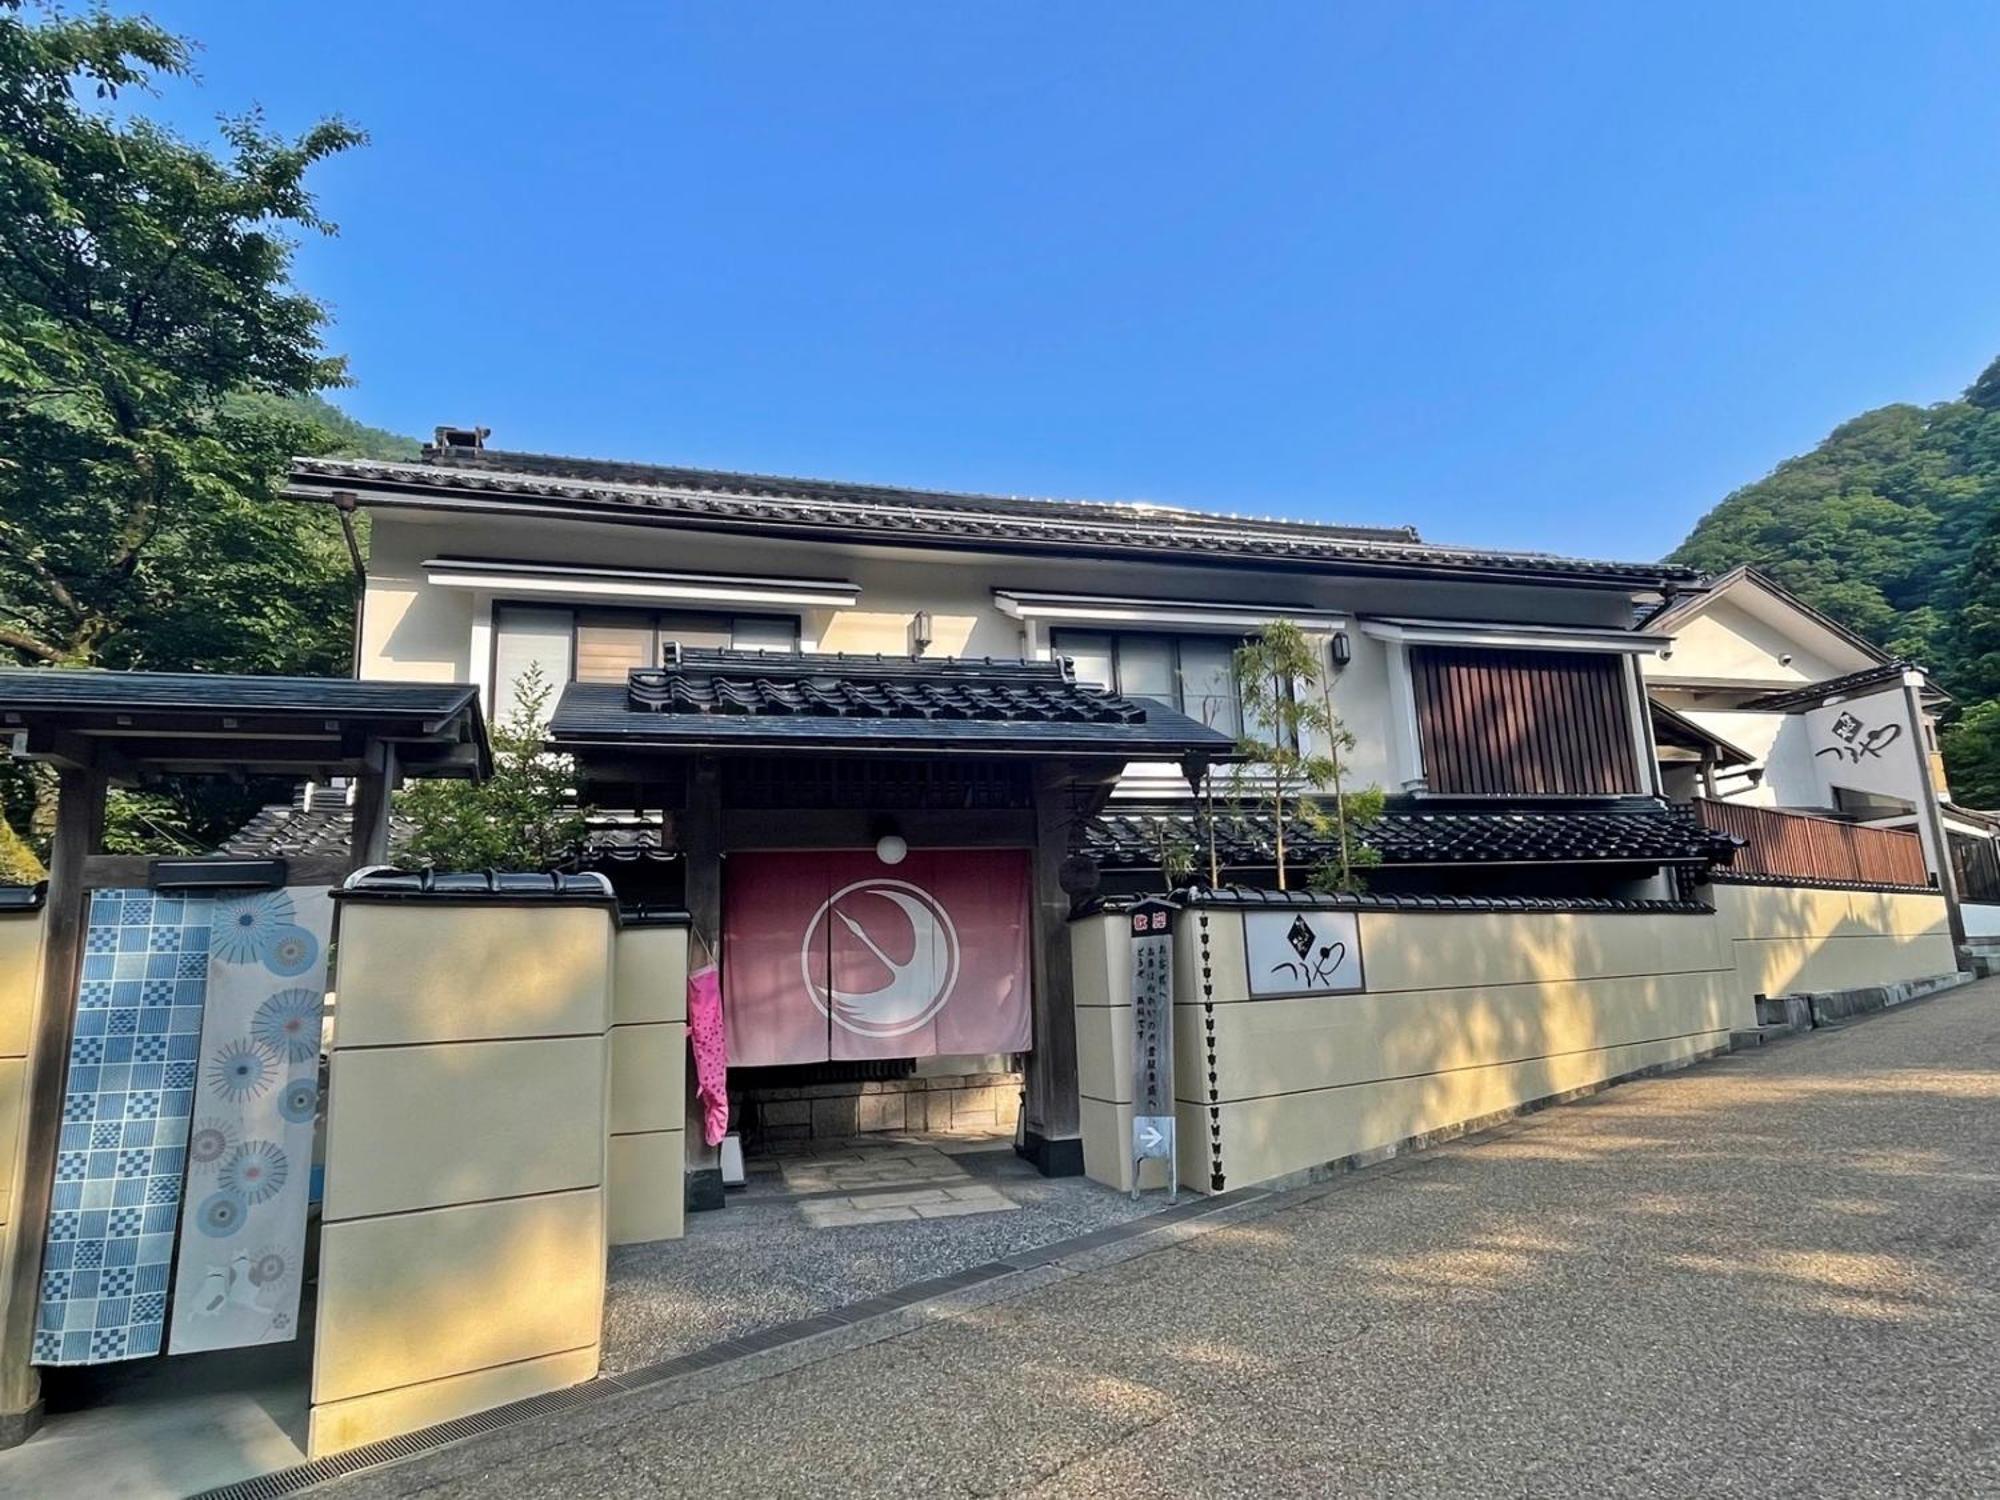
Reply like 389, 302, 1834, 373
1713, 884, 1956, 1002
1189, 905, 1741, 1193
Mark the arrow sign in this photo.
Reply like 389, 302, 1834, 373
1128, 900, 1179, 1202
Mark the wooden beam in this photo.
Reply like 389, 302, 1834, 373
1021, 762, 1084, 1176
720, 809, 1035, 850
0, 768, 106, 1444
76, 854, 353, 891
349, 740, 399, 869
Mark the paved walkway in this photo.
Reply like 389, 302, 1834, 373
330, 980, 2000, 1499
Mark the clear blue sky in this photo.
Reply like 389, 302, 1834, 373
144, 2, 2000, 561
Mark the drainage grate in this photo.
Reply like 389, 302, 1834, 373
193, 1193, 1251, 1499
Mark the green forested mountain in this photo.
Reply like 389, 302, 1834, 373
1670, 356, 2000, 807
269, 393, 422, 461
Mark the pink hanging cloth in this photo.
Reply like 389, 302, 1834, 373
687, 961, 730, 1147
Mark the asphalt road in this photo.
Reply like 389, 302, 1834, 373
327, 979, 2000, 1499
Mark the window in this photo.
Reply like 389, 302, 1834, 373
1053, 630, 1265, 741
492, 605, 800, 715
1409, 646, 1640, 795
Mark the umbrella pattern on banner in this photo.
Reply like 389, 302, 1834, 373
167, 887, 333, 1356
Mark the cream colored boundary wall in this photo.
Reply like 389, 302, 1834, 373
1710, 882, 1955, 1003
0, 908, 45, 1379
311, 900, 616, 1457
609, 921, 687, 1245
1075, 904, 1743, 1195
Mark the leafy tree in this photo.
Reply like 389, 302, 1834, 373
0, 1, 364, 675
1942, 702, 2000, 812
396, 667, 590, 872
1227, 621, 1380, 891
0, 4, 423, 870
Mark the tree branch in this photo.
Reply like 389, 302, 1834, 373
0, 624, 63, 664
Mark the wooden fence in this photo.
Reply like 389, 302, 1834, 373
1694, 799, 1931, 890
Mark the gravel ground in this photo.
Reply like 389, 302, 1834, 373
330, 980, 2000, 1498
602, 1141, 1158, 1372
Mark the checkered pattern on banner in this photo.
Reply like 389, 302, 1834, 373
34, 890, 208, 1365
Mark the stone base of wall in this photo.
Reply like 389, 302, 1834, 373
1756, 969, 1971, 1030
736, 1072, 1023, 1143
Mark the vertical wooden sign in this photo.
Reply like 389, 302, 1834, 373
1128, 899, 1177, 1202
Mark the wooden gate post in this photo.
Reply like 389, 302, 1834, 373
0, 767, 107, 1446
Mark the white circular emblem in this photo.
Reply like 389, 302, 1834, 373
801, 879, 961, 1038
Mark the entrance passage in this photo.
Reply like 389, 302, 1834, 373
600, 1129, 1155, 1374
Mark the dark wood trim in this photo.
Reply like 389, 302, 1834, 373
0, 768, 105, 1437
1021, 763, 1084, 1171
719, 810, 1035, 851
1411, 646, 1641, 797
76, 854, 354, 890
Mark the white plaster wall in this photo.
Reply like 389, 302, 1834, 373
1680, 709, 1828, 809
1965, 903, 2000, 940
358, 509, 1646, 800
1647, 597, 1852, 687
1075, 904, 1743, 1196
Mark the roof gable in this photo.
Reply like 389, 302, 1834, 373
1646, 568, 1885, 687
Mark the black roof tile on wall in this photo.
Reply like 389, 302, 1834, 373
1087, 801, 1739, 871
286, 451, 1698, 589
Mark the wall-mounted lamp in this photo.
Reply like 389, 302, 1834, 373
1329, 631, 1352, 669
872, 816, 908, 865
908, 611, 933, 657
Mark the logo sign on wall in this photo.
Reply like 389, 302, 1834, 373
724, 850, 1031, 1066
1804, 685, 1922, 804
1127, 900, 1177, 1202
1243, 908, 1365, 998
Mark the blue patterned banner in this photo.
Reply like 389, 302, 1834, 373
35, 891, 208, 1365
168, 889, 331, 1355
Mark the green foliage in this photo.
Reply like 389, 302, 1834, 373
396, 667, 589, 872
1670, 353, 2000, 804
0, 4, 426, 864
1942, 702, 2000, 811
1228, 621, 1379, 891
0, 0, 363, 675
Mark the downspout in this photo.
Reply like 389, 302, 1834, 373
333, 491, 367, 678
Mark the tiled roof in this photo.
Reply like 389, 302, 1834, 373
0, 669, 475, 719
221, 785, 413, 860
1087, 801, 1738, 872
1738, 662, 1928, 712
286, 450, 1698, 589
1155, 885, 1714, 915
629, 650, 1141, 724
550, 652, 1234, 757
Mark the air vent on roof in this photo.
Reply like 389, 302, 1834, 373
433, 425, 489, 450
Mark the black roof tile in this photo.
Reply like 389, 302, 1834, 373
287, 451, 1698, 590
1087, 801, 1738, 872
0, 669, 476, 719
549, 652, 1234, 758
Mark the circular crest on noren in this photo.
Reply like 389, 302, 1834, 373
799, 879, 960, 1039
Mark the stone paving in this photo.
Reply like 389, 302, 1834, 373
332, 978, 2000, 1498
601, 1133, 1151, 1372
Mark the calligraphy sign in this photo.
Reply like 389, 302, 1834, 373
1128, 899, 1177, 1201
1243, 908, 1365, 997
1804, 685, 1922, 804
